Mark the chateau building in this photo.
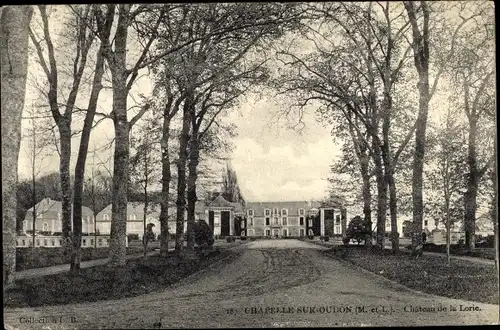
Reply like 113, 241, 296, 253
244, 200, 347, 238
23, 198, 95, 234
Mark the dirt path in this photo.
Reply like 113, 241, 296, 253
4, 239, 499, 329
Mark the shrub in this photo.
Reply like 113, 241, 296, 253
250, 237, 257, 241
307, 235, 314, 240
193, 220, 215, 247
342, 237, 350, 245
346, 216, 370, 244
127, 234, 140, 242
240, 236, 247, 241
226, 237, 233, 243
324, 236, 330, 242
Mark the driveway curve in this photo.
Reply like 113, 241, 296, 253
4, 239, 499, 329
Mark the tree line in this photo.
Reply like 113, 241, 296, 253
1, 2, 497, 286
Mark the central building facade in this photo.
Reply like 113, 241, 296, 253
244, 200, 346, 237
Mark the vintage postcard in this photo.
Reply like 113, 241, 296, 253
2, 2, 498, 329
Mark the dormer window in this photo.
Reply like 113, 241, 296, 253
281, 209, 287, 216
248, 209, 254, 217
273, 208, 278, 215
103, 214, 109, 221
265, 209, 271, 216
299, 209, 305, 216
130, 214, 137, 221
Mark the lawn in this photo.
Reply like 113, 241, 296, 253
5, 248, 242, 308
324, 245, 499, 305
419, 244, 496, 260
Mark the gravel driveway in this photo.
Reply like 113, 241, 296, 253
4, 239, 499, 329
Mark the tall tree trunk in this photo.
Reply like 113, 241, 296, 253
159, 117, 172, 257
464, 118, 478, 251
1, 5, 34, 286
360, 154, 372, 246
405, 0, 430, 256
143, 182, 148, 257
411, 81, 430, 254
108, 5, 131, 266
492, 136, 498, 276
109, 91, 130, 266
387, 170, 399, 252
71, 48, 105, 271
175, 94, 192, 253
186, 132, 200, 250
373, 138, 387, 250
59, 124, 73, 245
445, 196, 451, 265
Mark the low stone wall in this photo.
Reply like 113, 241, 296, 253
16, 235, 128, 248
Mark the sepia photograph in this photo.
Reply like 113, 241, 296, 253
1, 2, 498, 328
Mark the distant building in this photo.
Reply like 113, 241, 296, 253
95, 201, 210, 239
244, 200, 346, 238
23, 198, 95, 234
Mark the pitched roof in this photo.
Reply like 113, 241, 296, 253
245, 201, 322, 217
230, 202, 245, 214
97, 201, 207, 221
27, 198, 94, 216
207, 195, 233, 208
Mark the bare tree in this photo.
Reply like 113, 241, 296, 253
1, 5, 34, 286
447, 7, 495, 251
29, 5, 97, 246
426, 108, 467, 264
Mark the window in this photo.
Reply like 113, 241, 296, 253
265, 229, 271, 237
308, 229, 314, 236
103, 214, 109, 221
273, 208, 278, 215
44, 239, 47, 246
265, 209, 270, 216
22, 220, 27, 232
22, 240, 26, 246
36, 239, 40, 246
281, 209, 287, 216
308, 219, 313, 227
335, 215, 341, 224
299, 229, 305, 237
299, 208, 305, 216
249, 217, 254, 226
83, 239, 87, 247
424, 220, 428, 227
247, 229, 255, 236
265, 217, 270, 226
90, 239, 94, 246
273, 217, 280, 225
282, 229, 288, 237
130, 214, 137, 221
43, 222, 49, 231
299, 217, 304, 226
282, 217, 288, 226
51, 239, 55, 246
248, 209, 254, 216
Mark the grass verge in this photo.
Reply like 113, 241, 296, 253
6, 248, 241, 308
324, 245, 499, 305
